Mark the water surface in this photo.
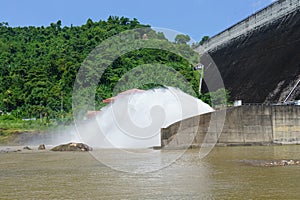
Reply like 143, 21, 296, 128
1, 145, 300, 199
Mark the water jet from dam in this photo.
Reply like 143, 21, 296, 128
77, 87, 213, 149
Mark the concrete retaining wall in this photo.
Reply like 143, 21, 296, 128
199, 0, 300, 52
161, 105, 300, 149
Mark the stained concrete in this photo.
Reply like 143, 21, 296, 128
199, 0, 300, 103
161, 105, 300, 149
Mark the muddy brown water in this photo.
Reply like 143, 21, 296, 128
0, 145, 300, 199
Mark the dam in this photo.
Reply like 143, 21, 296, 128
161, 105, 300, 148
197, 0, 300, 103
161, 0, 300, 148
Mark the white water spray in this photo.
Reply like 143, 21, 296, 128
77, 87, 213, 149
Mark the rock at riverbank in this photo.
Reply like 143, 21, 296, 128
38, 144, 46, 150
51, 142, 92, 152
23, 146, 32, 150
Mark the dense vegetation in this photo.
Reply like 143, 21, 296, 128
0, 17, 203, 122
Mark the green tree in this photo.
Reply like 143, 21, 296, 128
201, 88, 231, 108
199, 36, 210, 45
175, 34, 191, 44
0, 17, 201, 120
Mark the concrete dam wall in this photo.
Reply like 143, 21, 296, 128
201, 0, 300, 52
198, 0, 300, 103
161, 105, 300, 148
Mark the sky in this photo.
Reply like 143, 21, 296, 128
1, 0, 276, 41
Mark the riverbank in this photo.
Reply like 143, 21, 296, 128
0, 114, 74, 142
0, 129, 42, 145
0, 119, 66, 145
0, 120, 49, 144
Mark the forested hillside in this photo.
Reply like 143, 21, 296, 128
0, 17, 200, 120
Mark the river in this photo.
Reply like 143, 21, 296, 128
1, 145, 300, 199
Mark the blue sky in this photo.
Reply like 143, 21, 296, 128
1, 0, 275, 41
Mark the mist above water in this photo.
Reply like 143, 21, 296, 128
21, 87, 213, 150
77, 87, 213, 149
16, 126, 80, 147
